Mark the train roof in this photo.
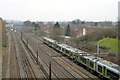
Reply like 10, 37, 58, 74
56, 43, 63, 46
97, 59, 120, 74
76, 52, 90, 57
61, 44, 78, 52
43, 37, 55, 43
84, 55, 99, 62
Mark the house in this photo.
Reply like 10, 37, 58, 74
76, 28, 93, 37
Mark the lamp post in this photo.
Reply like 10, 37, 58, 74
97, 42, 99, 59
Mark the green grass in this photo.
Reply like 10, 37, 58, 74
97, 38, 120, 53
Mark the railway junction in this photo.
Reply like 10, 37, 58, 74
5, 30, 101, 80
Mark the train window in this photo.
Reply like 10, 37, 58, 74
50, 42, 52, 45
98, 65, 102, 73
55, 44, 56, 47
65, 50, 69, 54
49, 42, 51, 45
59, 46, 61, 50
107, 69, 119, 79
56, 45, 59, 48
90, 61, 94, 68
81, 57, 86, 64
62, 48, 64, 52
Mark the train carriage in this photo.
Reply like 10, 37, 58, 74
86, 56, 98, 71
43, 37, 47, 44
43, 37, 55, 48
57, 44, 62, 51
53, 42, 58, 49
48, 39, 55, 47
62, 44, 77, 59
61, 44, 71, 56
96, 60, 120, 80
43, 37, 120, 80
75, 52, 91, 66
86, 56, 102, 71
61, 44, 66, 55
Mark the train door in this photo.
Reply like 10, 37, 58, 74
103, 66, 106, 76
87, 59, 90, 67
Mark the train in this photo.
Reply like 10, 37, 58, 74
43, 37, 120, 80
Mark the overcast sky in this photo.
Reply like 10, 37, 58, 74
0, 0, 119, 21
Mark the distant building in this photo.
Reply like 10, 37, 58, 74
6, 24, 14, 30
85, 21, 113, 27
83, 28, 86, 36
76, 28, 93, 37
76, 29, 82, 37
98, 22, 113, 27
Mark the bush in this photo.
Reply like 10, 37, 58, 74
78, 28, 118, 42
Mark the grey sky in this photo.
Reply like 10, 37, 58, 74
0, 0, 119, 21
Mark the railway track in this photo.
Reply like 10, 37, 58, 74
17, 32, 52, 79
12, 32, 29, 79
22, 33, 75, 79
35, 35, 100, 80
10, 31, 38, 79
22, 32, 100, 80
14, 32, 34, 79
23, 33, 61, 57
38, 42, 99, 80
38, 40, 99, 79
38, 46, 84, 79
22, 36, 59, 79
10, 31, 21, 78
38, 48, 76, 79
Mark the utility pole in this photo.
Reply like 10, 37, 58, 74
21, 32, 22, 41
37, 51, 38, 65
27, 37, 28, 46
37, 43, 39, 65
97, 42, 99, 59
49, 61, 51, 80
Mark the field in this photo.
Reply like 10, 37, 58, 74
98, 38, 120, 53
